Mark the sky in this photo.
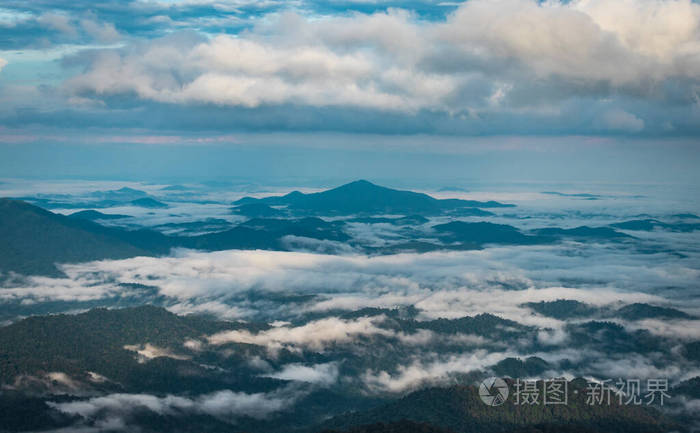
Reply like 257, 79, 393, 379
1, 0, 699, 184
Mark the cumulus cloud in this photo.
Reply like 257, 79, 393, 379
64, 0, 700, 121
80, 17, 120, 43
0, 58, 7, 72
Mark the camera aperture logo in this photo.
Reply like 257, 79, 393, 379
479, 377, 509, 406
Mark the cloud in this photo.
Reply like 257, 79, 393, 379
60, 0, 700, 131
280, 235, 358, 254
1, 0, 699, 135
123, 343, 191, 362
205, 315, 464, 353
37, 12, 78, 37
587, 354, 688, 381
4, 238, 697, 327
0, 57, 6, 72
207, 316, 395, 351
362, 350, 512, 393
49, 387, 300, 421
595, 109, 645, 132
262, 362, 339, 386
537, 328, 569, 346
80, 17, 121, 43
621, 318, 700, 340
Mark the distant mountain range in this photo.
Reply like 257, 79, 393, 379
523, 300, 695, 321
0, 199, 349, 277
233, 180, 513, 216
19, 187, 170, 210
0, 189, 637, 277
68, 210, 133, 221
610, 219, 700, 233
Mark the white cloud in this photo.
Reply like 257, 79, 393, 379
0, 57, 7, 72
262, 362, 339, 386
621, 318, 700, 340
80, 18, 121, 43
65, 0, 700, 117
207, 316, 394, 351
537, 328, 569, 346
49, 387, 299, 421
5, 242, 697, 328
362, 350, 512, 392
123, 343, 190, 362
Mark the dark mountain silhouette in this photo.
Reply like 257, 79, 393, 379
348, 215, 431, 225
670, 213, 699, 219
346, 215, 430, 226
0, 198, 649, 278
524, 300, 693, 322
232, 203, 286, 218
616, 303, 694, 320
68, 210, 133, 220
0, 199, 163, 277
532, 226, 632, 240
673, 376, 700, 398
611, 219, 700, 232
130, 197, 168, 208
19, 187, 155, 209
523, 300, 600, 319
233, 180, 513, 216
183, 218, 349, 251
89, 187, 149, 201
0, 200, 346, 277
432, 221, 540, 245
491, 356, 550, 378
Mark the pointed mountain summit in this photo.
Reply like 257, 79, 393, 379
233, 180, 513, 216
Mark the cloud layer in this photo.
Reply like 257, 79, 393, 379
2, 0, 700, 136
62, 1, 700, 127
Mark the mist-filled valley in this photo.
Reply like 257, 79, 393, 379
0, 178, 698, 432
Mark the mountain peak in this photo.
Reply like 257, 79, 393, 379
333, 179, 378, 190
231, 180, 513, 215
347, 179, 374, 186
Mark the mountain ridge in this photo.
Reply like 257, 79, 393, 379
233, 180, 514, 216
